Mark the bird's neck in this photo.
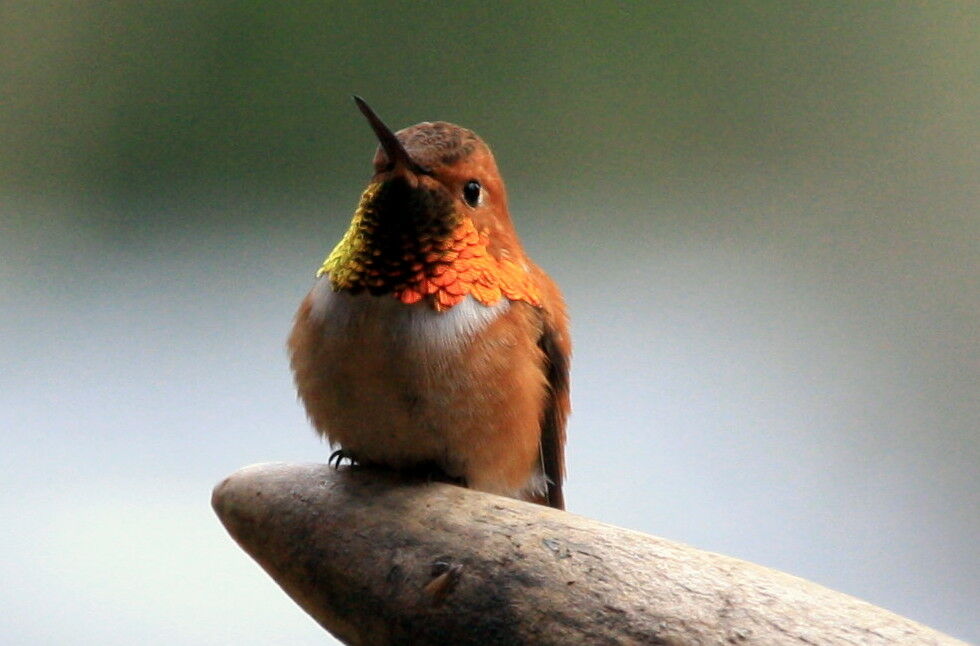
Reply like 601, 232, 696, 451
320, 183, 542, 312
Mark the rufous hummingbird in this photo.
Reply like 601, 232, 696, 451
288, 97, 570, 509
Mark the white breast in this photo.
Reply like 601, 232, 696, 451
308, 276, 510, 350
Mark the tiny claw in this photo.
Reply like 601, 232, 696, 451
328, 449, 357, 469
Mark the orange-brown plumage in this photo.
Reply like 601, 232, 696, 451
288, 98, 570, 508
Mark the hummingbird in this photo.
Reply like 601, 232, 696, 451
288, 97, 570, 509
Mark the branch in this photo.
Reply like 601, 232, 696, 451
212, 463, 964, 645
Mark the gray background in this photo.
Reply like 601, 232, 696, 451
2, 3, 977, 644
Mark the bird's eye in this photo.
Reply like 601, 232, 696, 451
462, 180, 482, 207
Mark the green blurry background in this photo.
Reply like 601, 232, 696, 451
2, 2, 977, 644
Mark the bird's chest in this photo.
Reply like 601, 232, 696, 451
300, 278, 513, 466
308, 276, 508, 365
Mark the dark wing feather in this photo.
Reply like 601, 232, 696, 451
536, 286, 571, 510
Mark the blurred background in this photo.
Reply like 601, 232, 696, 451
2, 2, 977, 644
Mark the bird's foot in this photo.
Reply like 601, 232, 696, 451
328, 449, 358, 469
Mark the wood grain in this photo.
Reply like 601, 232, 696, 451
212, 463, 964, 646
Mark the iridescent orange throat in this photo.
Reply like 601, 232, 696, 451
319, 181, 541, 311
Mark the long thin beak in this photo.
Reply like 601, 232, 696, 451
353, 96, 430, 175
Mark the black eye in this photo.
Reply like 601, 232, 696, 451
462, 180, 482, 207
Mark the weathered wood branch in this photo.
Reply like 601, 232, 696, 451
212, 462, 963, 645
